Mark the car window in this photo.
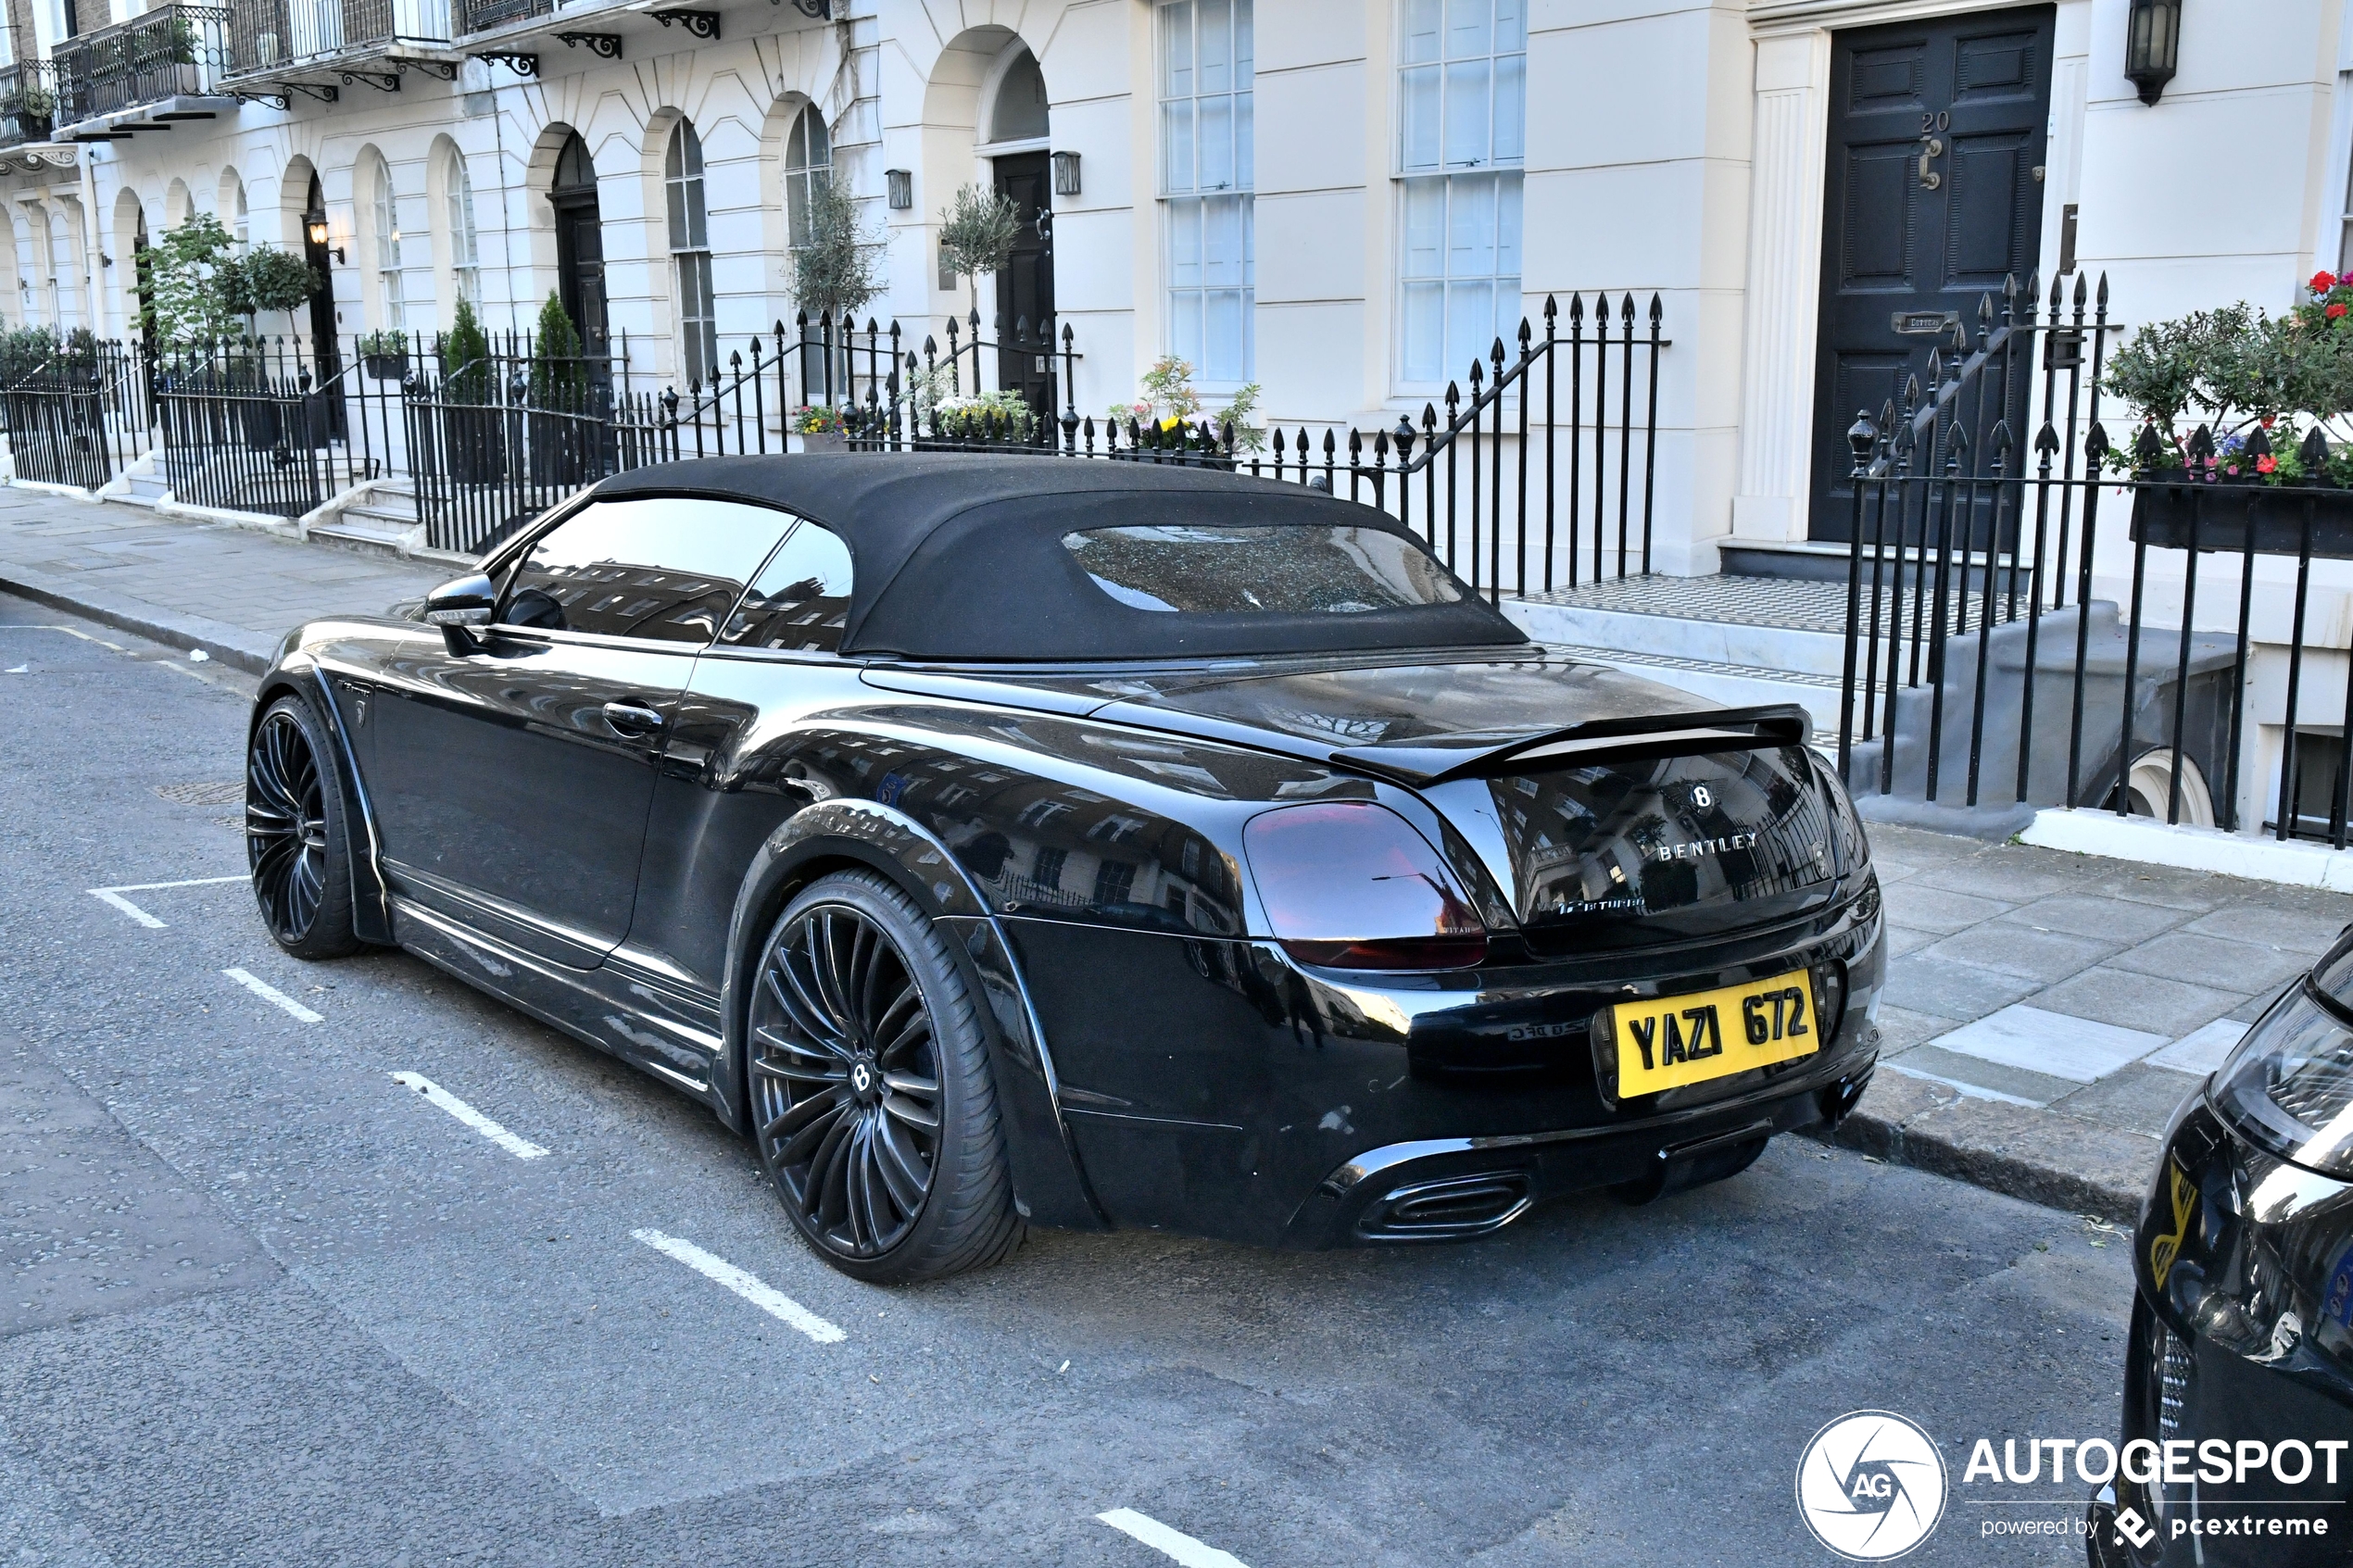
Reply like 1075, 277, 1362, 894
719, 521, 855, 652
499, 496, 792, 645
1062, 523, 1468, 615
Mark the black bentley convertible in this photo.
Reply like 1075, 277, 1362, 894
244, 455, 1885, 1281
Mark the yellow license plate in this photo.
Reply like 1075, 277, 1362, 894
1604, 968, 1819, 1098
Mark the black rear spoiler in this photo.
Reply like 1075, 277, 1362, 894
1327, 704, 1813, 787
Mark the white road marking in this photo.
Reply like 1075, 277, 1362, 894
0, 623, 126, 651
1096, 1509, 1252, 1568
630, 1228, 846, 1345
389, 1072, 548, 1160
220, 967, 324, 1023
89, 874, 248, 928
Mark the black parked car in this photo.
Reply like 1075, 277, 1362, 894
243, 456, 1885, 1281
2088, 936, 2353, 1566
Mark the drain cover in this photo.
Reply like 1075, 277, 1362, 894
154, 780, 245, 806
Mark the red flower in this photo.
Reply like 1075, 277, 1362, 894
2317, 271, 2340, 293
2259, 454, 2279, 474
2328, 303, 2347, 320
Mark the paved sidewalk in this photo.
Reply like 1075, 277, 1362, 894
1, 483, 2339, 1223
0, 487, 447, 671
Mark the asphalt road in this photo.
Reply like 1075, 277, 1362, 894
0, 591, 2139, 1568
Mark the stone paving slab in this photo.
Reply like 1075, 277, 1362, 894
1835, 823, 2353, 1221
0, 488, 447, 670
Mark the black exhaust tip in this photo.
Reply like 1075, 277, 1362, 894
1357, 1170, 1533, 1240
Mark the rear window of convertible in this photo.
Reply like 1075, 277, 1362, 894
1063, 524, 1469, 616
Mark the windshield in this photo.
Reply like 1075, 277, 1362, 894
1064, 524, 1468, 616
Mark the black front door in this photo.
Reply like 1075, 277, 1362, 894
553, 197, 609, 361
992, 151, 1055, 415
1809, 6, 2053, 543
303, 175, 345, 440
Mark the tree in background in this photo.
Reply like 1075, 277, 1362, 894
936, 183, 1023, 320
230, 248, 319, 343
789, 172, 885, 329
142, 213, 241, 347
441, 296, 491, 404
529, 292, 585, 410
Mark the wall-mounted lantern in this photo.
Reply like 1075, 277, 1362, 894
886, 168, 912, 209
306, 217, 346, 263
2125, 0, 2181, 106
1051, 149, 1080, 197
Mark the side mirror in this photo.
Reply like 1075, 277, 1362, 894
422, 572, 496, 631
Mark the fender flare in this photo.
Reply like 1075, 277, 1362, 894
252, 656, 395, 946
714, 798, 1110, 1231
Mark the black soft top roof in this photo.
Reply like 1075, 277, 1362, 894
590, 453, 1529, 661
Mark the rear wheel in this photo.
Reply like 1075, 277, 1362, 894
245, 694, 362, 960
747, 871, 1023, 1283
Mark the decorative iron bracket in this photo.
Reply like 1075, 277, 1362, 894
405, 58, 459, 81
652, 9, 720, 39
227, 90, 290, 111
472, 51, 538, 77
555, 31, 623, 58
773, 0, 830, 17
339, 68, 401, 93
279, 80, 340, 104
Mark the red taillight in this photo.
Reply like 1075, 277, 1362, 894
1242, 801, 1488, 971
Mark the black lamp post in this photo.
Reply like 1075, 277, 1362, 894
2125, 0, 2181, 106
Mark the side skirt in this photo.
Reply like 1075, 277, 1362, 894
390, 895, 723, 1108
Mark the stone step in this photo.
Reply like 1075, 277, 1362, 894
1507, 597, 1851, 678
1540, 642, 1846, 730
309, 511, 415, 547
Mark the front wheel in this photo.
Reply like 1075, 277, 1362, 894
747, 870, 1024, 1283
245, 693, 362, 960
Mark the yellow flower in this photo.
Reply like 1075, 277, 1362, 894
1159, 414, 1181, 433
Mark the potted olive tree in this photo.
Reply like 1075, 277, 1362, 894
786, 169, 882, 435
2108, 273, 2353, 557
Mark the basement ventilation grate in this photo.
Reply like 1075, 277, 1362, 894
154, 780, 245, 806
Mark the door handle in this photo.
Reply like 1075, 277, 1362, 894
1918, 137, 1944, 190
601, 701, 665, 737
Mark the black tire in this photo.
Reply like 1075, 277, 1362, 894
746, 870, 1024, 1283
245, 693, 363, 961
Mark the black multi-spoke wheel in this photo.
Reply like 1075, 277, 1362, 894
748, 871, 1022, 1282
246, 695, 360, 960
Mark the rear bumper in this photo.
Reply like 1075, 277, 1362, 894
1004, 881, 1882, 1248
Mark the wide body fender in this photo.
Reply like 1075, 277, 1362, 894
252, 646, 396, 947
713, 797, 1108, 1231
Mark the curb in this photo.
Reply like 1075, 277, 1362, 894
0, 561, 278, 675
1808, 1065, 2153, 1225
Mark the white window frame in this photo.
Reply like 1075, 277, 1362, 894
445, 148, 480, 307
1158, 0, 1253, 388
666, 118, 718, 388
782, 102, 831, 254
1392, 0, 1525, 395
371, 157, 405, 333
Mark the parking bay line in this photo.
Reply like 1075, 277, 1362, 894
220, 967, 324, 1023
1096, 1509, 1252, 1568
629, 1228, 846, 1345
389, 1073, 549, 1160
91, 875, 247, 928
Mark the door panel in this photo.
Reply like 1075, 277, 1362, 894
1809, 6, 2053, 544
369, 624, 692, 966
991, 150, 1056, 415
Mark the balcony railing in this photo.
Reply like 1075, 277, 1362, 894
0, 61, 60, 149
55, 5, 232, 126
456, 0, 551, 35
223, 0, 452, 80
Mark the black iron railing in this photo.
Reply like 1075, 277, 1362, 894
456, 0, 549, 34
1836, 270, 2353, 847
56, 4, 231, 124
0, 61, 61, 148
1, 341, 150, 490
224, 0, 453, 78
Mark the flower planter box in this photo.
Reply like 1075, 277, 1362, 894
795, 431, 845, 454
2129, 476, 2353, 560
363, 350, 409, 383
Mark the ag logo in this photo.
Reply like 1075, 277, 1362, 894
1692, 784, 1714, 809
1795, 1411, 1947, 1561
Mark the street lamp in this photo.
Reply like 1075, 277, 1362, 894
306, 217, 343, 263
2125, 0, 2181, 107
